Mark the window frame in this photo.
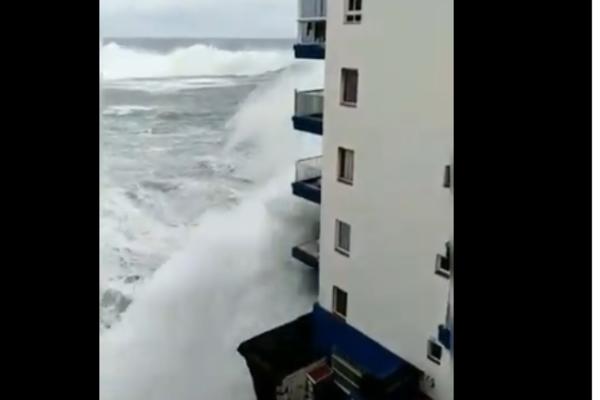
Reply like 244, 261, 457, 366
340, 68, 359, 107
344, 0, 363, 24
337, 147, 355, 185
427, 339, 443, 365
332, 286, 348, 319
335, 219, 351, 256
435, 242, 451, 278
443, 165, 452, 188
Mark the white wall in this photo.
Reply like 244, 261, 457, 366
318, 1, 453, 399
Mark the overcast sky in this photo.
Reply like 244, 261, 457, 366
100, 0, 296, 38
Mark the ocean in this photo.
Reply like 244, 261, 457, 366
100, 38, 322, 399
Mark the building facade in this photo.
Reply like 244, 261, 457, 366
239, 1, 453, 399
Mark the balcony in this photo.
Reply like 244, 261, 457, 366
292, 89, 323, 135
292, 156, 321, 204
292, 239, 319, 269
294, 0, 326, 59
238, 304, 421, 400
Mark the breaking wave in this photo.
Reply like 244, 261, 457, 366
100, 60, 324, 399
101, 42, 293, 80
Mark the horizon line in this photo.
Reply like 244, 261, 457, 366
102, 35, 295, 40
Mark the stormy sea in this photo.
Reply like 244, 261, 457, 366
100, 37, 322, 400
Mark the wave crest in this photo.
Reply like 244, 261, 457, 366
101, 42, 293, 80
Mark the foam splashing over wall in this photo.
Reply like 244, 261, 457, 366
100, 58, 324, 399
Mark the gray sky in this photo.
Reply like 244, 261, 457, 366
100, 0, 296, 38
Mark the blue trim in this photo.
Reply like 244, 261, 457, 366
292, 116, 323, 135
311, 304, 414, 380
238, 304, 420, 400
294, 44, 325, 60
291, 246, 319, 269
291, 179, 321, 204
438, 325, 451, 350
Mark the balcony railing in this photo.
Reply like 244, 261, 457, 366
296, 155, 322, 182
292, 156, 322, 204
295, 89, 324, 118
297, 20, 326, 45
299, 0, 326, 20
292, 89, 324, 135
292, 239, 320, 269
294, 1, 326, 59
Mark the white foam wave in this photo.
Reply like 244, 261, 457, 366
100, 174, 319, 400
225, 63, 324, 183
100, 62, 324, 399
103, 77, 237, 93
103, 105, 155, 116
101, 42, 293, 80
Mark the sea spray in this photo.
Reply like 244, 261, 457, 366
225, 62, 324, 184
100, 171, 319, 400
101, 40, 324, 399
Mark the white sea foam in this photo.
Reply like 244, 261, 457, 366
100, 60, 324, 399
100, 173, 319, 400
103, 105, 155, 116
101, 42, 293, 81
103, 77, 240, 93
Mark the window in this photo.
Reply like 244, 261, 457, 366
338, 148, 354, 184
443, 165, 451, 188
427, 339, 442, 365
435, 242, 451, 278
335, 219, 351, 255
341, 68, 358, 106
332, 286, 348, 318
345, 0, 362, 23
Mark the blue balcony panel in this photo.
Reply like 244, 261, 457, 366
292, 115, 323, 135
292, 177, 321, 204
292, 240, 319, 269
294, 44, 325, 60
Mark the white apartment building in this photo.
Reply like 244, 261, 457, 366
239, 1, 453, 399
